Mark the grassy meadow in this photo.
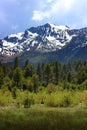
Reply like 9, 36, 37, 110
0, 106, 87, 130
0, 88, 87, 130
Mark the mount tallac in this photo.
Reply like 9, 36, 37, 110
0, 23, 87, 64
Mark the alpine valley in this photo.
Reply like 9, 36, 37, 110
0, 23, 87, 65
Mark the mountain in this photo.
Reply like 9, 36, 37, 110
0, 23, 87, 64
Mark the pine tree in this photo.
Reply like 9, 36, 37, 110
13, 67, 22, 88
66, 71, 72, 82
44, 63, 51, 86
24, 64, 35, 78
53, 61, 61, 85
2, 63, 9, 77
77, 66, 87, 84
74, 60, 82, 72
32, 74, 39, 93
13, 57, 19, 69
41, 63, 45, 84
37, 63, 42, 82
0, 67, 4, 88
24, 59, 29, 68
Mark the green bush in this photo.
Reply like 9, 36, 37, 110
47, 84, 57, 94
24, 98, 34, 108
62, 96, 71, 107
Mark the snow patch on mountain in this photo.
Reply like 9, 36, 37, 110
49, 23, 69, 30
27, 31, 38, 38
2, 23, 86, 56
2, 40, 17, 47
8, 32, 24, 40
0, 48, 2, 52
46, 36, 55, 41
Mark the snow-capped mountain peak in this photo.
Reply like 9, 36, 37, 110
0, 23, 72, 56
48, 23, 69, 30
0, 23, 87, 60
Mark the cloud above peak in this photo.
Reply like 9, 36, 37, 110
32, 10, 50, 21
32, 0, 75, 21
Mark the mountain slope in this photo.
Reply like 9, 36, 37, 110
0, 23, 72, 56
0, 23, 87, 64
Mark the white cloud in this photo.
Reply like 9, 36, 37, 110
50, 0, 75, 15
32, 10, 50, 21
47, 0, 53, 3
32, 0, 75, 21
63, 0, 75, 11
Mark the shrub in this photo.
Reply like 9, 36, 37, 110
47, 84, 56, 94
62, 96, 71, 107
24, 98, 34, 108
45, 91, 72, 107
12, 87, 17, 99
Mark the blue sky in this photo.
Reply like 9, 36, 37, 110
0, 0, 87, 38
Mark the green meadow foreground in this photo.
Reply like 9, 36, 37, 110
0, 106, 87, 130
0, 89, 87, 130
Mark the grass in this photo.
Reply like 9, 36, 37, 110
0, 89, 87, 129
0, 106, 87, 130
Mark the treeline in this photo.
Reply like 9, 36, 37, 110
0, 57, 87, 93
